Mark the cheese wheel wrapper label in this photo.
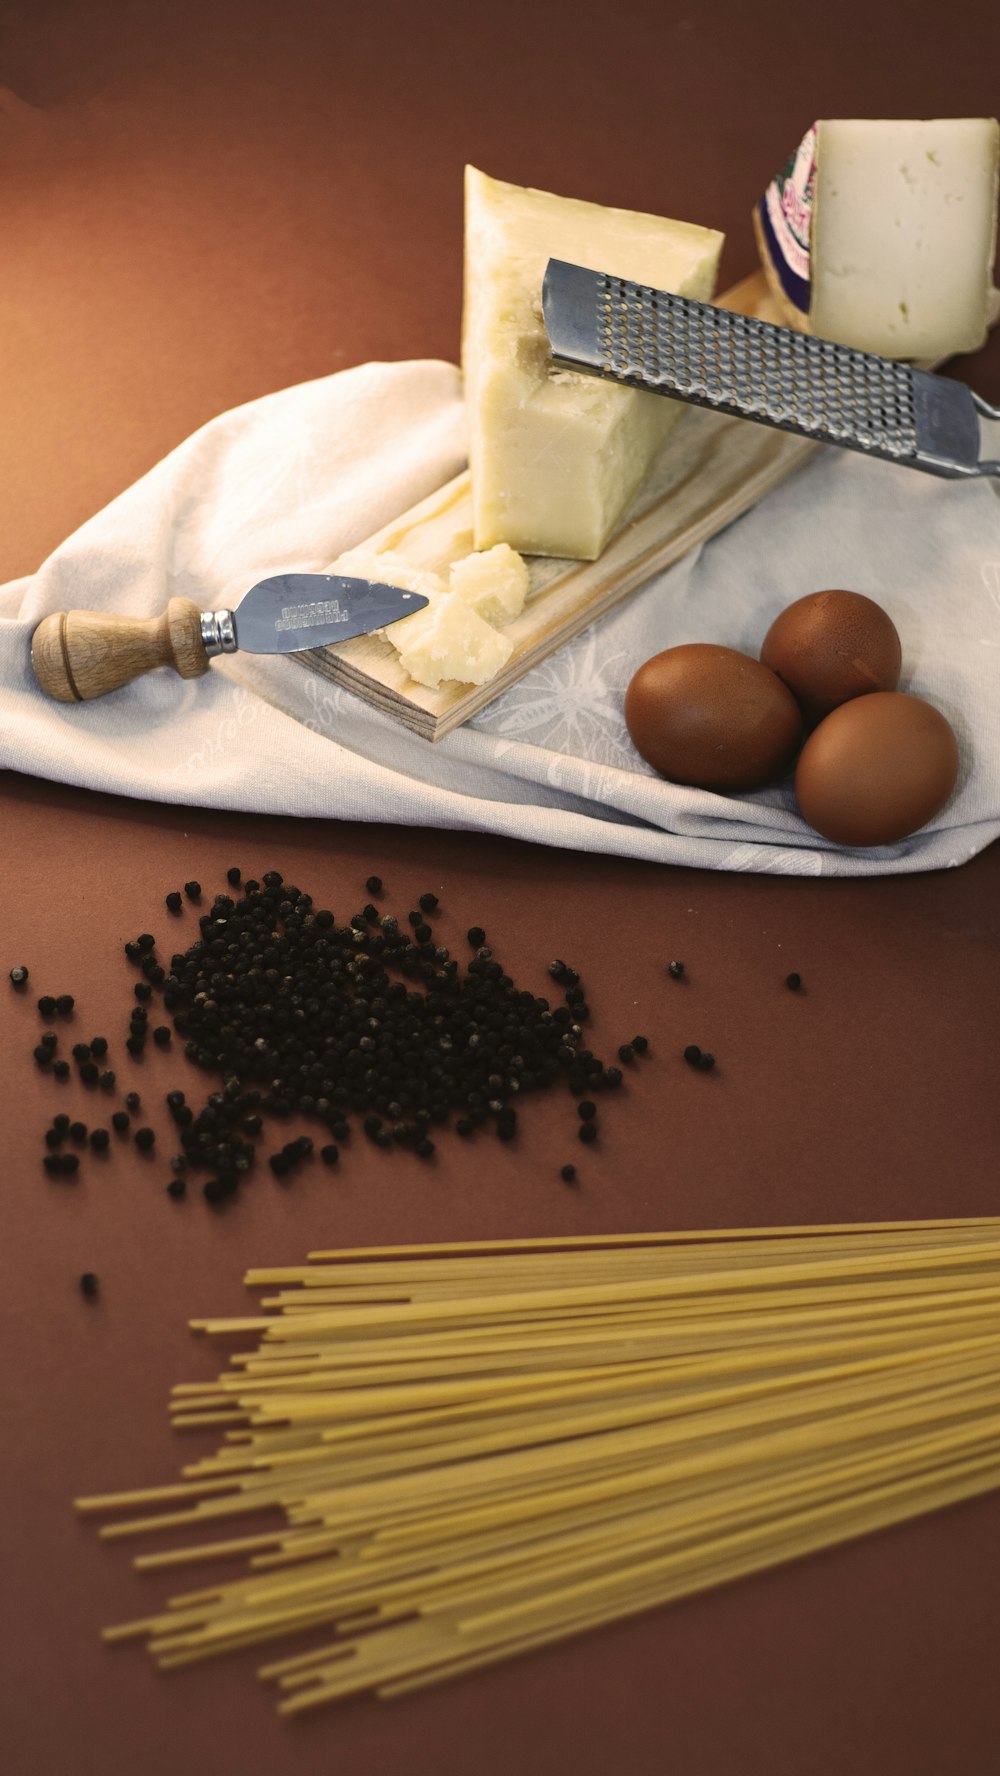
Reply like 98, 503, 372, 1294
757, 124, 817, 320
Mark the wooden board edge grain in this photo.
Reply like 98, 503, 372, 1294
292, 267, 985, 742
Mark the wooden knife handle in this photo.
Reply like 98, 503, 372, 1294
31, 597, 211, 702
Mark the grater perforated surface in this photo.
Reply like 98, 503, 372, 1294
597, 271, 920, 459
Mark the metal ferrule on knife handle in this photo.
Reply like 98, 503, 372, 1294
200, 610, 238, 658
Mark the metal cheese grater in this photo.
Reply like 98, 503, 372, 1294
542, 257, 1000, 480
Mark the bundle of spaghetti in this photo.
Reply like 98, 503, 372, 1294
78, 1216, 1000, 1713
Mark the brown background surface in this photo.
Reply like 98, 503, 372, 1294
2, 3, 1000, 1772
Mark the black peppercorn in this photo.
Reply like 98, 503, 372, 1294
617, 1044, 634, 1063
668, 961, 684, 978
560, 1163, 577, 1183
33, 1044, 53, 1067
365, 875, 382, 894
134, 1127, 155, 1150
99, 1070, 115, 1090
44, 1128, 63, 1149
43, 1154, 62, 1176
683, 1045, 702, 1066
578, 1122, 597, 1143
184, 881, 201, 901
134, 982, 152, 1002
79, 1272, 99, 1297
786, 972, 802, 991
125, 1037, 145, 1057
37, 996, 56, 1016
54, 1114, 70, 1134
153, 1026, 171, 1046
89, 1128, 110, 1152
72, 1042, 91, 1062
79, 872, 653, 1207
320, 1144, 339, 1165
697, 1052, 715, 1071
125, 1091, 141, 1111
112, 1111, 130, 1134
60, 1153, 80, 1175
166, 891, 183, 913
167, 1177, 187, 1199
226, 867, 242, 886
577, 1100, 597, 1120
9, 965, 28, 986
53, 1060, 70, 1080
69, 1122, 87, 1143
41, 1032, 58, 1051
79, 1061, 100, 1086
90, 1036, 108, 1057
631, 1036, 649, 1054
55, 995, 74, 1014
136, 934, 155, 952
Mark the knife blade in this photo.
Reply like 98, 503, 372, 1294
31, 573, 430, 703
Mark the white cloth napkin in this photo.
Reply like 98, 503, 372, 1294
2, 358, 998, 876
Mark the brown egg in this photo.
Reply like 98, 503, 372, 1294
795, 692, 959, 846
760, 590, 902, 728
624, 644, 803, 792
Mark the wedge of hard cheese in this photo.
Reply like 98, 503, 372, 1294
463, 167, 724, 560
755, 118, 1000, 358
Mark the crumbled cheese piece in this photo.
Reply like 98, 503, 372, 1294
449, 545, 529, 628
393, 594, 514, 689
755, 118, 999, 357
333, 546, 447, 603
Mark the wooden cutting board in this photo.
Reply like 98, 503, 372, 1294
289, 271, 955, 741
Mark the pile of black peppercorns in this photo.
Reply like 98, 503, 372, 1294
27, 870, 654, 1208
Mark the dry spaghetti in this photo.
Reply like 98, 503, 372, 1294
78, 1216, 1000, 1713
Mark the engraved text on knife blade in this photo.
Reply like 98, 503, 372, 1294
273, 600, 351, 632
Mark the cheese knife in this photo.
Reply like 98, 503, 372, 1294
30, 573, 429, 702
542, 257, 1000, 481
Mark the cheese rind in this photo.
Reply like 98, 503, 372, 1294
756, 118, 1000, 358
463, 167, 724, 560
